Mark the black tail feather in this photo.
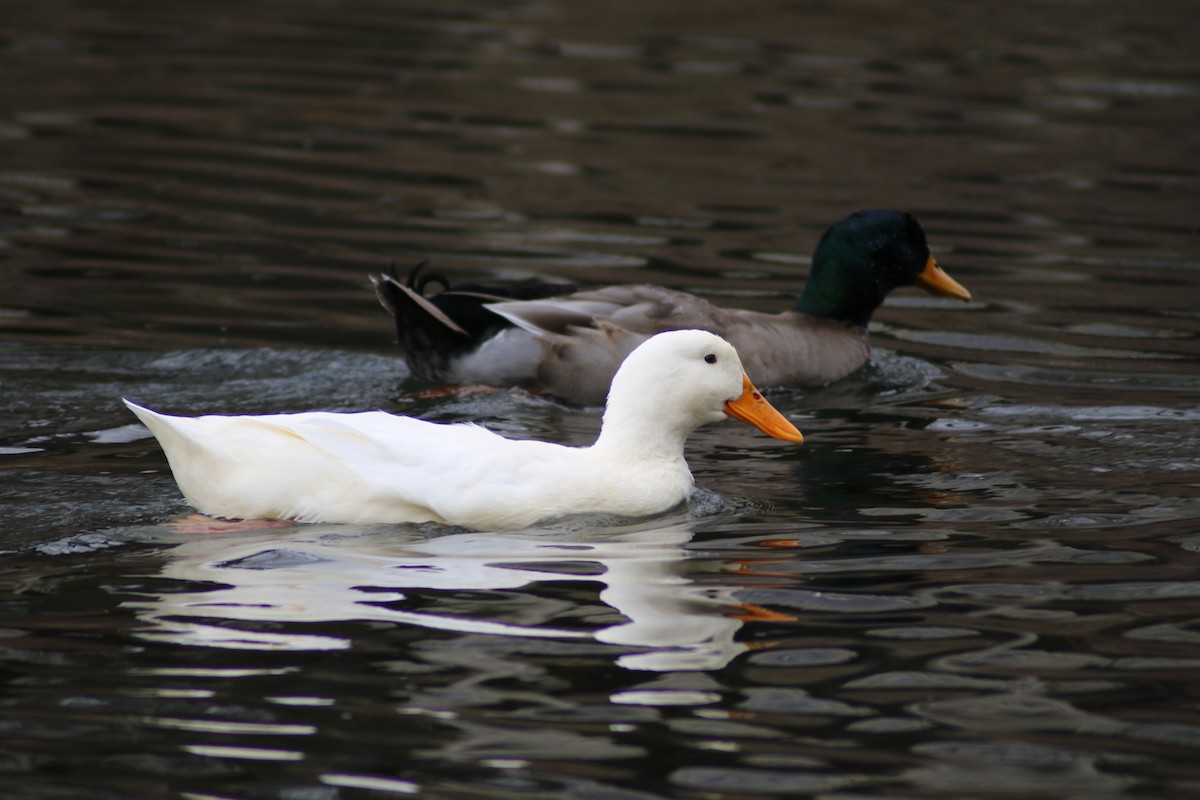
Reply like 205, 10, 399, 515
373, 262, 577, 382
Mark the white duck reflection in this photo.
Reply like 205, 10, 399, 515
126, 518, 787, 671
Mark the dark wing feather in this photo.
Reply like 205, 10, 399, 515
372, 264, 576, 382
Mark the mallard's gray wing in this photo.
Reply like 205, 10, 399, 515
491, 285, 872, 404
487, 298, 628, 336
485, 286, 720, 404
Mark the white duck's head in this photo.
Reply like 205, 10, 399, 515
596, 330, 803, 455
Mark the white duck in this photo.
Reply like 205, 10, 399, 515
126, 330, 803, 530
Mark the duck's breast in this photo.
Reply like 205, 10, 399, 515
723, 312, 871, 387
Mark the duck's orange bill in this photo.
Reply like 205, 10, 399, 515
723, 375, 804, 444
915, 255, 972, 302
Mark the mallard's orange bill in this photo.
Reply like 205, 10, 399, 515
915, 255, 972, 301
723, 375, 804, 443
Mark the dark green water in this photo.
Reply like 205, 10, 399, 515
2, 1, 1199, 798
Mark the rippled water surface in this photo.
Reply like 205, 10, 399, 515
3, 1, 1199, 798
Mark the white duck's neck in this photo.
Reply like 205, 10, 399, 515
589, 398, 695, 464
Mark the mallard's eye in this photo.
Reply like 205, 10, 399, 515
704, 353, 717, 364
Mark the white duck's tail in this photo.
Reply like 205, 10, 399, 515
124, 400, 238, 513
125, 400, 206, 459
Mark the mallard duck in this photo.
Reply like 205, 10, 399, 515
125, 330, 803, 530
374, 209, 971, 405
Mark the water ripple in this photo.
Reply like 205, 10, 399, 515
3, 1, 1200, 798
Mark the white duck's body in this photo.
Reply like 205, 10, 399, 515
127, 330, 802, 530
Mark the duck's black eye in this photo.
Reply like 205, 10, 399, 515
704, 353, 717, 364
